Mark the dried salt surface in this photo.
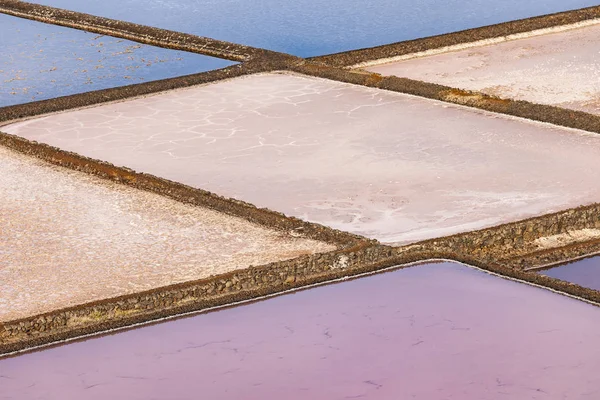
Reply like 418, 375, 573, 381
367, 23, 600, 115
4, 72, 600, 245
0, 146, 334, 322
3, 262, 600, 399
534, 229, 600, 250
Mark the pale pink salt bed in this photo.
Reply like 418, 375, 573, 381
3, 72, 600, 245
0, 145, 334, 322
367, 23, 600, 114
2, 262, 600, 399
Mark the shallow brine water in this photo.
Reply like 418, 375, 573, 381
2, 262, 600, 399
0, 13, 233, 107
541, 255, 600, 291
27, 0, 599, 56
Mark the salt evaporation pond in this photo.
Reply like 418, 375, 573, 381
367, 22, 600, 115
5, 73, 600, 245
541, 256, 600, 291
0, 145, 332, 321
2, 262, 600, 399
0, 13, 233, 107
26, 0, 600, 56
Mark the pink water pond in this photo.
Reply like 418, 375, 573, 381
1, 261, 600, 399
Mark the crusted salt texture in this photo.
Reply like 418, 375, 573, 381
4, 73, 600, 245
0, 146, 334, 321
367, 22, 600, 114
534, 229, 600, 250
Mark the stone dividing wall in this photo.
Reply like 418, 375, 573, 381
289, 64, 600, 136
0, 126, 373, 355
2, 0, 600, 138
4, 0, 599, 67
507, 240, 600, 270
312, 5, 600, 67
439, 254, 600, 307
400, 203, 600, 264
0, 243, 393, 354
2, 200, 600, 355
1, 89, 600, 355
2, 2, 600, 355
0, 63, 262, 125
0, 0, 265, 62
0, 131, 366, 248
3, 8, 600, 138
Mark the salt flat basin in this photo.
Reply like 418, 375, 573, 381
0, 13, 232, 107
541, 256, 600, 291
27, 0, 599, 56
0, 146, 334, 322
5, 73, 600, 245
367, 22, 600, 115
2, 262, 600, 399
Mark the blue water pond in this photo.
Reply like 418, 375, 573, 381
0, 14, 233, 107
28, 0, 600, 56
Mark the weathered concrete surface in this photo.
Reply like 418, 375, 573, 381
5, 72, 600, 245
367, 22, 600, 115
3, 262, 600, 399
0, 145, 334, 322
